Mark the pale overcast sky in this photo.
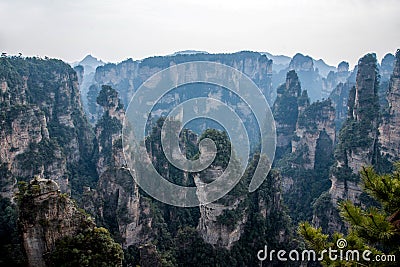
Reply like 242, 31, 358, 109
0, 0, 399, 67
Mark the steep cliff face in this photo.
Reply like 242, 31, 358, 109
119, 120, 293, 260
88, 52, 273, 124
275, 76, 335, 224
328, 82, 354, 130
351, 55, 380, 124
292, 99, 336, 169
0, 105, 49, 198
84, 86, 157, 249
333, 53, 380, 196
322, 61, 350, 99
273, 70, 302, 158
85, 168, 154, 248
196, 155, 291, 250
18, 176, 123, 267
94, 85, 125, 176
379, 50, 400, 161
195, 131, 247, 249
18, 176, 95, 267
313, 54, 381, 233
273, 70, 333, 165
0, 57, 96, 197
197, 198, 247, 249
332, 54, 379, 173
328, 63, 359, 131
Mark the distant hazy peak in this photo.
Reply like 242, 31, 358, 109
261, 52, 291, 66
289, 53, 314, 72
381, 53, 395, 68
337, 61, 349, 72
80, 54, 104, 66
313, 58, 336, 77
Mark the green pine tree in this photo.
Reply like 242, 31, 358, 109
298, 163, 400, 266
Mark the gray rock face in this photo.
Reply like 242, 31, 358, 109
352, 55, 379, 123
274, 70, 336, 169
94, 86, 126, 176
273, 70, 301, 154
292, 99, 336, 170
379, 50, 400, 160
195, 162, 247, 249
197, 199, 247, 249
86, 168, 155, 248
86, 86, 156, 248
0, 106, 47, 198
322, 61, 350, 99
0, 57, 94, 197
338, 54, 379, 175
313, 51, 400, 234
19, 177, 95, 267
329, 174, 362, 205
329, 82, 354, 130
196, 164, 287, 249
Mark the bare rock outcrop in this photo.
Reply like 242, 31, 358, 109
379, 49, 400, 160
19, 176, 95, 267
292, 99, 335, 169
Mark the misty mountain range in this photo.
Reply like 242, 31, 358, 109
73, 50, 395, 121
73, 51, 334, 78
1, 48, 399, 266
